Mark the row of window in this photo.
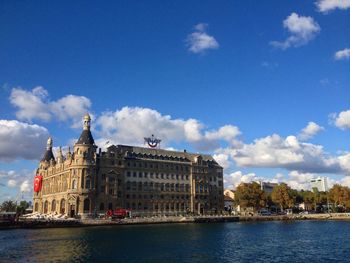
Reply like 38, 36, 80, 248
126, 171, 190, 180
126, 161, 190, 171
125, 202, 189, 211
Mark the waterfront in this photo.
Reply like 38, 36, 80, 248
1, 221, 350, 262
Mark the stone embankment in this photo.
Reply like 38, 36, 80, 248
0, 215, 239, 230
2, 213, 350, 230
240, 213, 350, 221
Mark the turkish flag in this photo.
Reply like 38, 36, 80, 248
34, 175, 43, 192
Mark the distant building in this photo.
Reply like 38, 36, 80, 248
224, 189, 235, 200
260, 182, 278, 194
310, 177, 328, 192
33, 114, 224, 217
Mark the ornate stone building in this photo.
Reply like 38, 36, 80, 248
33, 114, 224, 217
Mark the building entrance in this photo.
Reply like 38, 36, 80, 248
70, 205, 76, 218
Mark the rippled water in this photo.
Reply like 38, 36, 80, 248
0, 221, 349, 262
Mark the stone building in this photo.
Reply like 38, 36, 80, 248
33, 114, 224, 217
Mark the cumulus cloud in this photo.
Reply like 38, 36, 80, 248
316, 0, 350, 12
0, 170, 34, 201
95, 107, 240, 152
270, 13, 320, 49
331, 109, 350, 129
10, 86, 91, 126
20, 180, 31, 193
298, 121, 324, 141
334, 48, 350, 60
186, 23, 219, 54
213, 153, 231, 170
10, 87, 51, 121
7, 179, 17, 187
227, 134, 340, 174
224, 171, 262, 189
0, 120, 49, 162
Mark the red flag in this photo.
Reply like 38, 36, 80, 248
34, 175, 43, 192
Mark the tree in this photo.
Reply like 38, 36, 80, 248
0, 200, 17, 212
329, 184, 350, 209
235, 182, 266, 211
17, 201, 31, 215
271, 183, 294, 211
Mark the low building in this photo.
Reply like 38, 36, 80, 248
224, 189, 235, 200
33, 114, 224, 217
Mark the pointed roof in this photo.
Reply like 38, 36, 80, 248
41, 137, 55, 162
77, 130, 95, 145
76, 113, 95, 145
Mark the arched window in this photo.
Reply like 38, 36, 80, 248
86, 178, 91, 189
99, 203, 105, 211
51, 200, 56, 212
72, 179, 77, 189
34, 202, 39, 212
44, 200, 48, 214
84, 199, 90, 212
60, 199, 66, 214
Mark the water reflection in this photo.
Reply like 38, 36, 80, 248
1, 221, 350, 262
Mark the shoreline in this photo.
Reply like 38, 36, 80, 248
2, 213, 350, 230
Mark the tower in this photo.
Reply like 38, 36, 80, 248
70, 113, 97, 217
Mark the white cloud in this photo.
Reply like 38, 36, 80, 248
20, 180, 31, 193
298, 121, 324, 141
213, 153, 231, 170
316, 0, 350, 12
0, 120, 49, 162
10, 87, 51, 121
227, 134, 340, 174
335, 48, 350, 60
287, 170, 315, 190
7, 179, 17, 187
0, 169, 34, 202
50, 95, 91, 124
270, 13, 320, 49
96, 107, 240, 152
186, 23, 219, 54
332, 109, 350, 129
10, 87, 91, 127
224, 171, 262, 189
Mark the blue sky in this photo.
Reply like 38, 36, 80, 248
0, 0, 350, 201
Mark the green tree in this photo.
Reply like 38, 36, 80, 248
0, 200, 17, 212
235, 182, 266, 211
16, 201, 30, 215
271, 183, 294, 211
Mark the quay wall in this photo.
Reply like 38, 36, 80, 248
2, 213, 350, 230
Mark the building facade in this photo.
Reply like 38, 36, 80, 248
33, 114, 224, 217
310, 177, 328, 192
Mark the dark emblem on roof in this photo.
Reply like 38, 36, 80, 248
144, 135, 161, 148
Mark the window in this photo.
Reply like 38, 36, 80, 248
51, 200, 56, 212
84, 199, 90, 212
86, 178, 91, 189
100, 185, 105, 193
72, 179, 77, 189
127, 171, 131, 177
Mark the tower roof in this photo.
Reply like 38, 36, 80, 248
77, 129, 95, 145
41, 137, 55, 162
76, 113, 95, 145
41, 149, 55, 162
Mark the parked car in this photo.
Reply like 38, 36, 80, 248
258, 209, 271, 216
